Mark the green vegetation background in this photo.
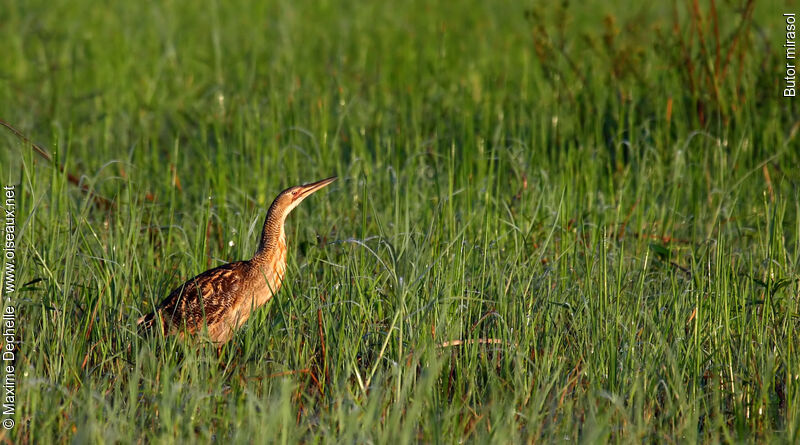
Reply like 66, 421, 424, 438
1, 0, 798, 442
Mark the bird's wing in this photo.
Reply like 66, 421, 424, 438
140, 262, 248, 335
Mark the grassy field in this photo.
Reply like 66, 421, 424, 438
2, 0, 799, 442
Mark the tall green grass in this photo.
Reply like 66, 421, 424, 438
1, 0, 798, 442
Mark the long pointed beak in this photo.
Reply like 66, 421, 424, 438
296, 176, 337, 200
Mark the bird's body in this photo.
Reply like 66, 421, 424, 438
138, 176, 335, 343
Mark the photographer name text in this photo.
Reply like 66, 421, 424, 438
2, 185, 17, 430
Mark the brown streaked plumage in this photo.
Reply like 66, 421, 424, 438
137, 176, 336, 343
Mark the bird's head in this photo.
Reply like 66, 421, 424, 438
272, 176, 337, 217
255, 175, 337, 256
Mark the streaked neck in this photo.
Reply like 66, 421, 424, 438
252, 204, 287, 264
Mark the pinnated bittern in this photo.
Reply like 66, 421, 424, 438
137, 176, 336, 343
